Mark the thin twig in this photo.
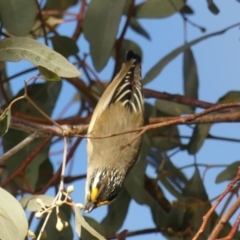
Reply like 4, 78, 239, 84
207, 197, 240, 240
0, 132, 36, 163
192, 167, 240, 240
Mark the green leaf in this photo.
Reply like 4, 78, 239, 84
218, 91, 240, 103
20, 194, 54, 211
124, 135, 149, 204
0, 187, 28, 240
101, 187, 131, 235
36, 158, 54, 190
134, 0, 184, 18
73, 205, 105, 240
44, 0, 78, 11
38, 65, 61, 81
149, 198, 167, 228
180, 4, 194, 14
183, 167, 208, 200
144, 176, 171, 212
181, 168, 211, 237
150, 150, 188, 199
187, 124, 211, 155
143, 24, 238, 85
129, 18, 151, 40
50, 35, 79, 58
0, 108, 11, 136
165, 204, 186, 231
215, 161, 240, 183
0, 37, 81, 78
3, 82, 61, 191
183, 48, 199, 101
83, 0, 126, 71
207, 0, 219, 15
155, 99, 193, 116
0, 0, 37, 36
145, 103, 181, 152
81, 217, 106, 240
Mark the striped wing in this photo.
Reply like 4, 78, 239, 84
88, 50, 143, 134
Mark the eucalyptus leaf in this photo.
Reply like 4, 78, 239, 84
44, 0, 78, 11
182, 167, 208, 200
187, 124, 211, 155
20, 194, 54, 211
129, 18, 151, 40
218, 91, 240, 103
183, 48, 199, 101
124, 139, 148, 204
3, 82, 61, 190
81, 217, 106, 240
143, 24, 238, 85
215, 161, 240, 183
155, 99, 193, 116
73, 205, 106, 240
0, 187, 28, 240
207, 0, 219, 14
134, 0, 184, 18
84, 0, 126, 71
101, 188, 131, 235
0, 37, 81, 77
50, 35, 79, 58
0, 0, 37, 36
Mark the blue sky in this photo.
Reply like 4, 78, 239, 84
5, 0, 240, 239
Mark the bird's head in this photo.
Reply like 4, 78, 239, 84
84, 168, 124, 213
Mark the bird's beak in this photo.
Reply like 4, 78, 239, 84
83, 202, 96, 213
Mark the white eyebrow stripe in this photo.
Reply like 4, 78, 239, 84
115, 89, 131, 103
92, 171, 102, 189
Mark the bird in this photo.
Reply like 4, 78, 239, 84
84, 50, 144, 213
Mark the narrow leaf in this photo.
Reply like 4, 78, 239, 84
81, 217, 106, 240
73, 205, 106, 240
218, 91, 240, 103
101, 187, 131, 235
84, 0, 126, 71
143, 24, 238, 85
20, 195, 54, 211
0, 37, 81, 77
183, 48, 199, 100
187, 124, 211, 155
134, 0, 184, 18
129, 18, 151, 40
0, 0, 37, 36
44, 0, 78, 11
155, 99, 193, 116
182, 167, 208, 200
50, 35, 79, 58
216, 161, 240, 183
207, 0, 220, 15
3, 83, 61, 191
